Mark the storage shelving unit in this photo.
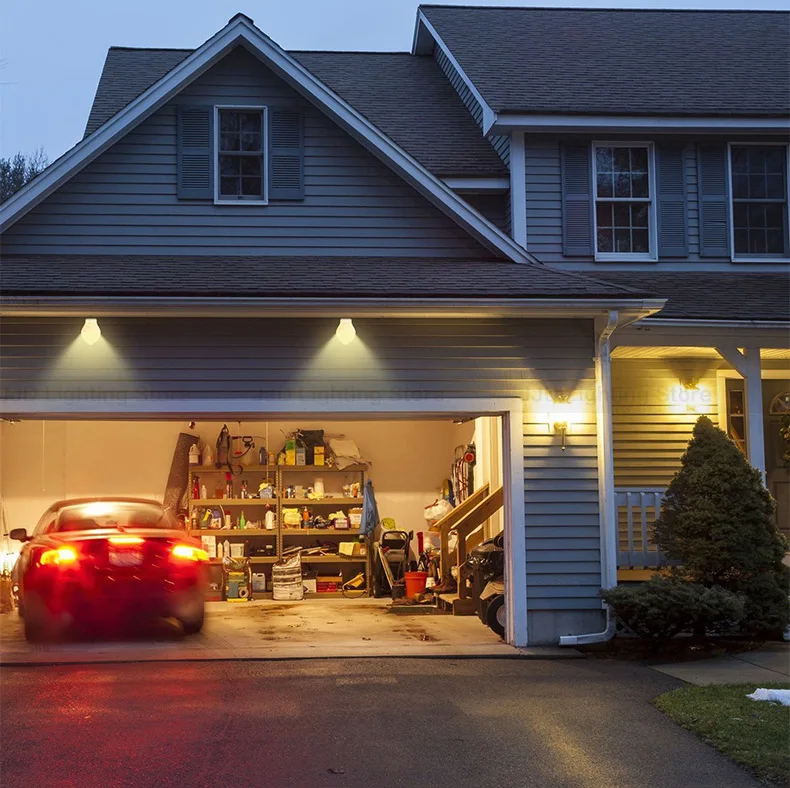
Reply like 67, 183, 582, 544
279, 464, 370, 595
186, 462, 371, 596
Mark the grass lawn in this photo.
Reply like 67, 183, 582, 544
654, 683, 790, 786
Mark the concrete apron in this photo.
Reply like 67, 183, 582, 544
0, 598, 580, 665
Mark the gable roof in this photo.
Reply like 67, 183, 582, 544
85, 48, 507, 178
595, 272, 790, 323
418, 6, 790, 118
0, 14, 523, 261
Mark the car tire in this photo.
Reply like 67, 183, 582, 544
485, 594, 506, 639
174, 591, 205, 635
23, 592, 56, 643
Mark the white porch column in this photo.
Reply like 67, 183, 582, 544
595, 312, 619, 589
715, 344, 766, 475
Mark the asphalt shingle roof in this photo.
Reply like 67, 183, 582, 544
421, 6, 790, 117
84, 48, 507, 177
0, 255, 647, 300
595, 272, 790, 322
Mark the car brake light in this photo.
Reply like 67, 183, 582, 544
108, 535, 145, 545
40, 547, 79, 566
171, 544, 208, 562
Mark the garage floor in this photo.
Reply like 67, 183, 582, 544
0, 599, 571, 664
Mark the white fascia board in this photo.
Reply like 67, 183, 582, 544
0, 18, 534, 266
0, 296, 667, 321
442, 177, 510, 191
412, 11, 498, 135
489, 114, 790, 135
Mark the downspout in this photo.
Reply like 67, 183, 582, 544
559, 310, 619, 646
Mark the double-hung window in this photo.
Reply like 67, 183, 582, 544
729, 145, 788, 257
593, 143, 655, 261
216, 107, 267, 203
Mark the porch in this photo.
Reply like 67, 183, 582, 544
610, 326, 790, 582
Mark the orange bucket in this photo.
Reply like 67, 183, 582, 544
404, 571, 429, 599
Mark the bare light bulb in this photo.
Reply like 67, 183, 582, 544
335, 318, 356, 345
80, 318, 101, 345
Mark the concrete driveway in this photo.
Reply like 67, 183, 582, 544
0, 658, 762, 787
0, 599, 571, 664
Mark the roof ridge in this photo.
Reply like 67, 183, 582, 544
108, 46, 193, 52
420, 4, 788, 12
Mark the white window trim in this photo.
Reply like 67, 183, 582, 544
592, 141, 658, 263
726, 141, 790, 263
213, 105, 269, 206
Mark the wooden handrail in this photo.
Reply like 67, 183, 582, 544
429, 483, 490, 534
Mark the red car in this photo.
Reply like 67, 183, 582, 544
11, 498, 207, 642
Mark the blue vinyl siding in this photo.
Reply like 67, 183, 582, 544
523, 135, 789, 267
2, 48, 489, 258
461, 192, 508, 232
433, 46, 484, 128
490, 134, 510, 167
0, 315, 603, 644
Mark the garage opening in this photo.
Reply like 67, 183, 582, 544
1, 414, 513, 649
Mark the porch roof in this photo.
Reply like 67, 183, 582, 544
596, 272, 790, 322
0, 254, 649, 300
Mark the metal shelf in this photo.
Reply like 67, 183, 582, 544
281, 529, 357, 536
190, 529, 276, 536
189, 499, 277, 506
282, 498, 362, 506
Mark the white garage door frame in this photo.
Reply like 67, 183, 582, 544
1, 396, 528, 647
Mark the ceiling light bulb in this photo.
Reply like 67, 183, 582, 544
335, 318, 356, 345
80, 318, 101, 346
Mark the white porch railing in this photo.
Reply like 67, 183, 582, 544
615, 487, 666, 568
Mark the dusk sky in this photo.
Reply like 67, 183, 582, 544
1, 0, 785, 162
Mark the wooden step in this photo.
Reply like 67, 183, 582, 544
437, 593, 476, 616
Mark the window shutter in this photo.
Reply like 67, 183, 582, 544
561, 146, 593, 256
697, 145, 730, 257
268, 109, 304, 200
656, 146, 688, 257
177, 106, 213, 200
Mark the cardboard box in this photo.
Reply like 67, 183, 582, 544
303, 578, 317, 594
201, 535, 217, 558
313, 446, 325, 466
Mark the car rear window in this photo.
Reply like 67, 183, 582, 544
54, 502, 175, 532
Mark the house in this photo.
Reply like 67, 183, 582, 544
0, 7, 787, 647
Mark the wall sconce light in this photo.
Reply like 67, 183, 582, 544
681, 377, 699, 391
80, 318, 101, 346
551, 395, 573, 451
335, 318, 356, 345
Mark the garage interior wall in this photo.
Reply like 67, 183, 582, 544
0, 418, 478, 544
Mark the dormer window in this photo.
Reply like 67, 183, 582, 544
592, 143, 657, 261
216, 107, 268, 203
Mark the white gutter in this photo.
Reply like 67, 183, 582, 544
0, 296, 667, 320
488, 113, 790, 135
559, 309, 620, 647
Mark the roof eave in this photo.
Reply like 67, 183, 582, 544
488, 113, 790, 135
0, 295, 666, 322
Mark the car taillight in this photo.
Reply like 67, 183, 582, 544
40, 547, 79, 566
108, 535, 145, 545
171, 544, 208, 562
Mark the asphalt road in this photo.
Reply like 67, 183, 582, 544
0, 658, 760, 788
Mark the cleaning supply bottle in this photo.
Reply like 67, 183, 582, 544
223, 539, 231, 558
189, 443, 201, 465
239, 511, 247, 530
225, 472, 233, 499
191, 476, 200, 500
265, 505, 275, 530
